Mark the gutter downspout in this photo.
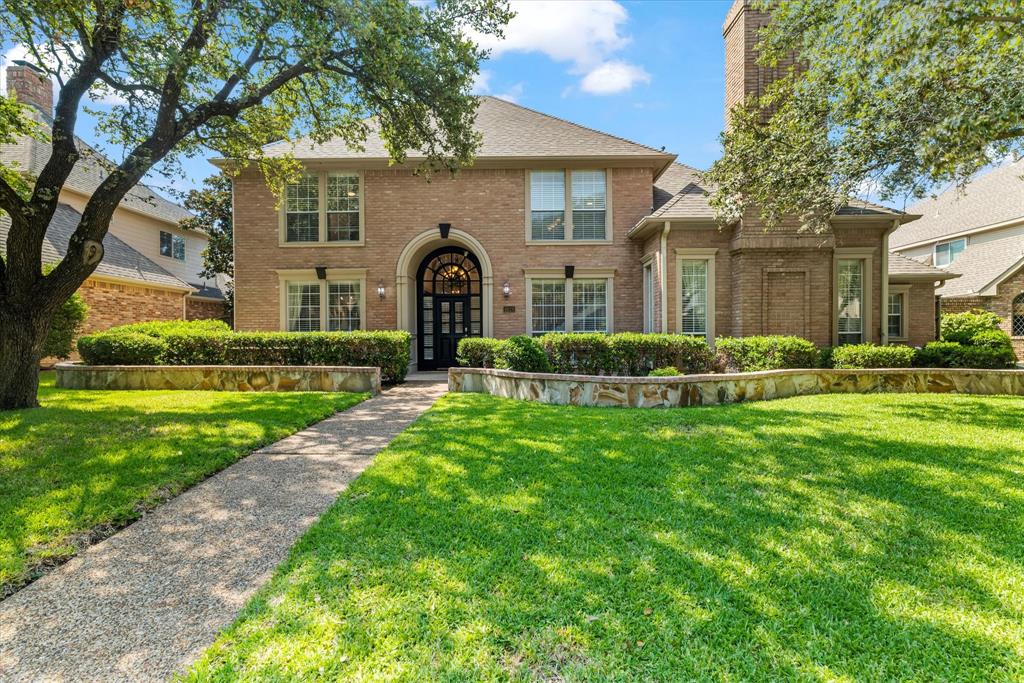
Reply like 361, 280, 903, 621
660, 221, 671, 333
880, 219, 899, 345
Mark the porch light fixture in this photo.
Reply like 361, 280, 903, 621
502, 280, 511, 298
377, 280, 386, 299
564, 265, 575, 279
438, 222, 452, 239
315, 266, 327, 280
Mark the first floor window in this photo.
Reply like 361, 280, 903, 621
572, 279, 608, 332
287, 282, 321, 331
530, 279, 566, 333
159, 231, 185, 260
838, 259, 864, 344
643, 262, 654, 333
529, 277, 610, 334
1013, 293, 1024, 337
328, 281, 361, 331
679, 260, 708, 336
934, 238, 966, 267
888, 292, 905, 339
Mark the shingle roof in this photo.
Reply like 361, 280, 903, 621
258, 96, 676, 164
888, 252, 959, 281
0, 110, 193, 226
934, 235, 1024, 297
890, 159, 1024, 248
836, 197, 904, 216
0, 203, 192, 291
188, 282, 226, 301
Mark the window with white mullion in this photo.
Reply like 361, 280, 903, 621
837, 259, 864, 344
571, 170, 607, 240
285, 174, 320, 242
934, 238, 966, 267
530, 279, 567, 334
571, 279, 608, 332
326, 173, 360, 242
679, 260, 708, 336
887, 292, 905, 339
530, 171, 565, 240
327, 281, 361, 331
286, 282, 321, 331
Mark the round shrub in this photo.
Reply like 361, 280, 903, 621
956, 345, 1017, 369
43, 292, 88, 359
494, 335, 551, 373
456, 337, 505, 368
715, 336, 819, 372
159, 331, 228, 365
77, 332, 167, 365
915, 341, 961, 368
831, 344, 916, 369
648, 366, 681, 377
940, 310, 1002, 344
970, 329, 1015, 352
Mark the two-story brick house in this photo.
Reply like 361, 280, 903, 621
227, 0, 954, 371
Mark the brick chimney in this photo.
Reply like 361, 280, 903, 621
722, 0, 790, 129
6, 60, 53, 117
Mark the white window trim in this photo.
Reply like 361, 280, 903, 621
888, 284, 911, 342
524, 169, 614, 244
833, 249, 874, 345
524, 268, 615, 334
642, 255, 654, 333
277, 268, 367, 331
159, 230, 186, 262
674, 248, 717, 344
279, 170, 365, 247
933, 237, 967, 267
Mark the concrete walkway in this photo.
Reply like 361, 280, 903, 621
0, 380, 447, 683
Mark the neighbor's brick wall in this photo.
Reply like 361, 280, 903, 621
185, 297, 226, 322
233, 166, 652, 337
78, 278, 184, 333
940, 268, 1024, 359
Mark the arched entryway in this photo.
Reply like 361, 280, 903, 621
416, 247, 482, 369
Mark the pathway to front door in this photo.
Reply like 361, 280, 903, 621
0, 379, 448, 682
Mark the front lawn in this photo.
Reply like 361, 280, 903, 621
187, 392, 1024, 682
0, 372, 365, 596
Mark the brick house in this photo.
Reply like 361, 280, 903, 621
891, 159, 1024, 359
225, 0, 953, 371
1, 61, 228, 333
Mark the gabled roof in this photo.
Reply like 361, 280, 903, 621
0, 110, 193, 227
836, 198, 906, 217
0, 203, 192, 291
933, 235, 1024, 297
891, 159, 1024, 248
888, 252, 959, 281
254, 96, 676, 171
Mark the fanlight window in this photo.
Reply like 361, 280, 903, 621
420, 250, 480, 296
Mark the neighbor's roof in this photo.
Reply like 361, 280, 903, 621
890, 159, 1024, 249
0, 203, 192, 291
887, 252, 959, 281
250, 96, 676, 170
934, 234, 1024, 297
0, 110, 194, 227
189, 282, 226, 301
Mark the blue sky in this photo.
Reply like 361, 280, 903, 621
1, 0, 733, 198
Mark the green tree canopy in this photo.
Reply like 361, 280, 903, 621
705, 0, 1024, 232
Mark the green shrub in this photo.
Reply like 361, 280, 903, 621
456, 338, 505, 368
915, 341, 962, 368
940, 310, 1002, 344
43, 292, 88, 359
914, 340, 1016, 369
831, 344, 916, 369
106, 319, 231, 337
159, 332, 228, 365
956, 345, 1017, 369
77, 332, 167, 365
648, 366, 681, 377
609, 333, 713, 376
715, 336, 819, 372
494, 335, 551, 373
970, 329, 1015, 352
817, 345, 835, 369
539, 333, 614, 374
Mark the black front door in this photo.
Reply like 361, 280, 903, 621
417, 247, 482, 370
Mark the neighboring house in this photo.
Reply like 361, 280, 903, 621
1, 61, 227, 331
223, 0, 951, 370
891, 159, 1024, 358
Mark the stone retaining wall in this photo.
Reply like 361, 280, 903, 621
448, 367, 1024, 408
56, 363, 380, 395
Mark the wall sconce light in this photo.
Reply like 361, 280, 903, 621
438, 222, 452, 239
377, 281, 386, 299
564, 265, 575, 279
502, 280, 511, 298
315, 266, 327, 280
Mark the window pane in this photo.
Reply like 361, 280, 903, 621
572, 279, 608, 332
285, 174, 320, 242
837, 259, 863, 344
326, 173, 360, 241
159, 231, 172, 257
571, 170, 607, 240
935, 239, 965, 267
531, 171, 565, 240
531, 279, 566, 334
1013, 294, 1024, 337
172, 235, 185, 261
328, 281, 360, 331
287, 282, 321, 332
888, 292, 903, 338
679, 260, 708, 336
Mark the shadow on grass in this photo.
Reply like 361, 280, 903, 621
188, 392, 1024, 681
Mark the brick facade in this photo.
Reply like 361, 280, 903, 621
6, 64, 53, 116
185, 296, 227, 323
78, 278, 185, 333
940, 266, 1024, 359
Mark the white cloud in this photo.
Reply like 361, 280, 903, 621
469, 0, 650, 96
471, 70, 492, 95
471, 69, 524, 102
580, 61, 650, 95
494, 83, 524, 103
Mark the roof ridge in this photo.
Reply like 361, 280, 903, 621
479, 95, 672, 157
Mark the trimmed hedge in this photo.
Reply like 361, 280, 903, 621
915, 340, 1016, 369
76, 322, 411, 383
648, 366, 681, 377
494, 336, 551, 373
831, 344, 916, 369
940, 310, 1002, 345
715, 336, 820, 372
455, 337, 504, 369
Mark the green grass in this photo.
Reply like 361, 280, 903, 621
0, 372, 365, 595
185, 392, 1024, 682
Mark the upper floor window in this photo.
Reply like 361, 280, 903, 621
934, 238, 966, 267
159, 231, 185, 261
528, 169, 609, 242
1013, 293, 1024, 337
283, 171, 362, 244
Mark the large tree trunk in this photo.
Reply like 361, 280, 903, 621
0, 304, 50, 410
